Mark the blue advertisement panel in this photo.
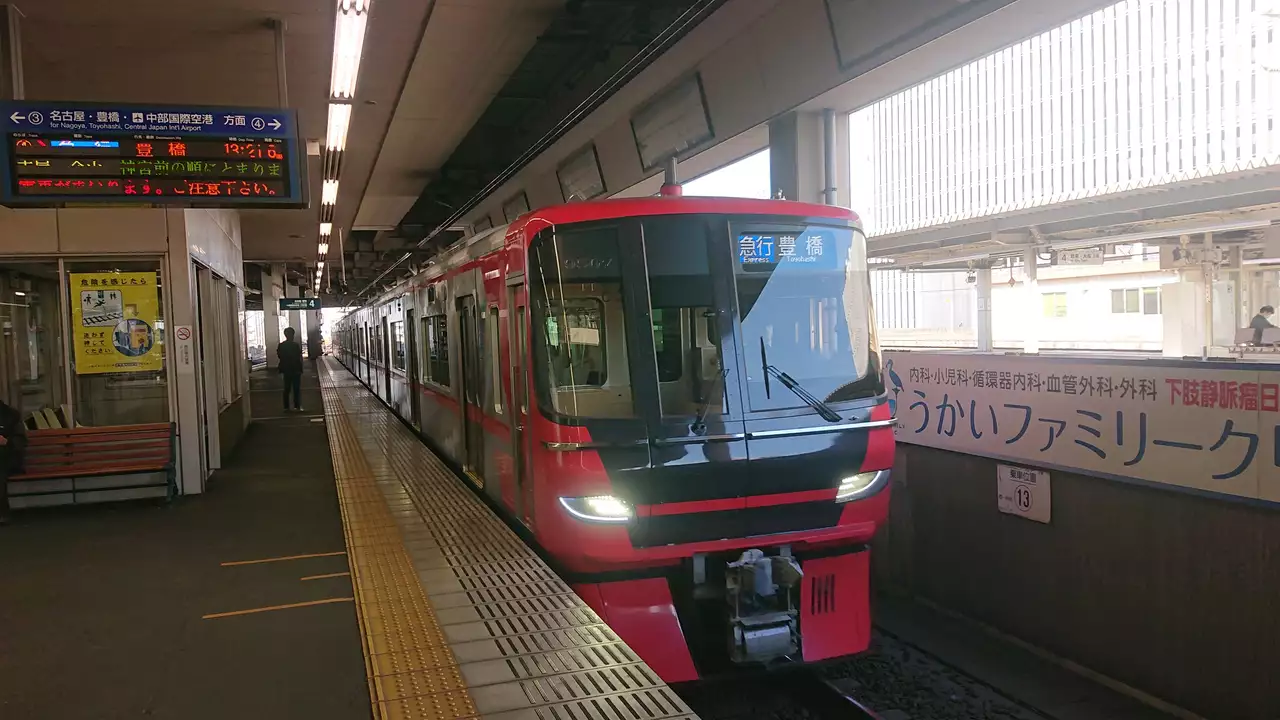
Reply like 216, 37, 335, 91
0, 101, 306, 208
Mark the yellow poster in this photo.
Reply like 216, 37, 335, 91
71, 272, 163, 375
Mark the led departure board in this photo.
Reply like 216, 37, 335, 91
0, 102, 306, 208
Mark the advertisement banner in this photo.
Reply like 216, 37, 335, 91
71, 272, 163, 375
883, 351, 1280, 503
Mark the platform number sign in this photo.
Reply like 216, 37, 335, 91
997, 464, 1051, 524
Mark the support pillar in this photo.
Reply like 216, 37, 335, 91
263, 263, 284, 368
768, 111, 825, 204
975, 266, 993, 352
285, 280, 301, 339
1022, 248, 1039, 354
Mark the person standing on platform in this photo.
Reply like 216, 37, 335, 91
0, 398, 28, 524
1250, 305, 1275, 345
277, 327, 305, 413
307, 326, 323, 372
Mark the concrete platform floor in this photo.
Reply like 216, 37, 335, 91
0, 366, 370, 720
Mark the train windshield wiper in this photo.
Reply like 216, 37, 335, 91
760, 337, 842, 422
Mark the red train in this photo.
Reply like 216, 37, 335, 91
334, 194, 894, 682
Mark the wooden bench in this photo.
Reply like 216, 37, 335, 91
9, 422, 177, 506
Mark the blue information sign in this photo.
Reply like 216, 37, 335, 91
737, 230, 839, 270
280, 297, 322, 311
0, 101, 306, 208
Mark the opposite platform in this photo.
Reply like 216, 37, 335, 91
319, 358, 699, 720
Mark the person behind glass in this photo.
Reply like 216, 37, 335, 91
277, 327, 305, 412
1250, 305, 1276, 346
307, 326, 323, 371
0, 398, 28, 525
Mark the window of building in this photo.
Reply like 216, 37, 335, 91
64, 259, 168, 427
0, 262, 68, 424
1142, 287, 1162, 315
391, 320, 406, 370
1042, 292, 1068, 318
424, 314, 450, 387
1112, 287, 1161, 314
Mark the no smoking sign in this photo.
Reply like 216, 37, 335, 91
175, 326, 192, 341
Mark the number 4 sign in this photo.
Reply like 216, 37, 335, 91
997, 464, 1051, 524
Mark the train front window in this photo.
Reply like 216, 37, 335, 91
641, 216, 728, 419
734, 225, 874, 413
529, 225, 637, 420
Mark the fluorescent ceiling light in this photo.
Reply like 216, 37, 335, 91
317, 261, 325, 270
319, 242, 330, 255
322, 180, 339, 206
320, 222, 333, 236
331, 0, 371, 100
12, 290, 24, 296
326, 103, 351, 151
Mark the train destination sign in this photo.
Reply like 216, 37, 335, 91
0, 102, 306, 208
279, 297, 321, 311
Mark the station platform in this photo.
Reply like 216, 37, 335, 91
0, 360, 697, 720
319, 359, 698, 720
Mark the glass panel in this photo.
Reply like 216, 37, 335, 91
391, 320, 406, 370
528, 225, 636, 419
642, 216, 725, 418
0, 261, 67, 422
1111, 289, 1125, 313
487, 307, 502, 414
64, 259, 168, 426
1042, 292, 1067, 318
1125, 288, 1139, 313
425, 315, 450, 386
1143, 287, 1161, 315
734, 225, 873, 412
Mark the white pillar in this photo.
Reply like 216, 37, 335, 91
285, 281, 301, 340
263, 263, 284, 369
165, 210, 206, 495
1023, 248, 1039, 354
975, 266, 993, 352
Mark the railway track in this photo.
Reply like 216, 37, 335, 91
678, 628, 1053, 720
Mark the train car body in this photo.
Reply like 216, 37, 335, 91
335, 196, 894, 682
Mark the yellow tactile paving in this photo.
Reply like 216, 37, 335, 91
319, 361, 479, 720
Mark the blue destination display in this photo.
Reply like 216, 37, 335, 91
280, 297, 322, 311
0, 101, 306, 208
737, 230, 839, 270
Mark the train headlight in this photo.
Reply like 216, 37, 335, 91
558, 495, 635, 524
835, 470, 890, 503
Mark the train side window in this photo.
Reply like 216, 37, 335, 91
424, 314, 450, 387
391, 321, 406, 370
487, 305, 503, 415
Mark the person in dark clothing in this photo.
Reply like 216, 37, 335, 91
1250, 305, 1276, 345
277, 327, 305, 412
0, 399, 28, 524
307, 327, 323, 371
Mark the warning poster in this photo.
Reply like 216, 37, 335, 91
70, 272, 163, 375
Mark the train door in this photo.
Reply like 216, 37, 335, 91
456, 294, 485, 486
380, 316, 392, 400
406, 307, 421, 430
507, 280, 534, 527
633, 216, 750, 546
363, 323, 371, 384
